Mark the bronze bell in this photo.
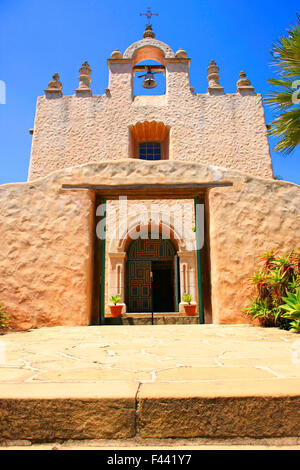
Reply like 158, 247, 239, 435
142, 73, 158, 89
138, 67, 159, 89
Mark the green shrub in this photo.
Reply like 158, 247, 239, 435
280, 288, 300, 332
244, 297, 280, 327
0, 303, 9, 331
288, 320, 300, 333
244, 250, 300, 331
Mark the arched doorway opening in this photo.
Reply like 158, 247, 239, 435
126, 235, 179, 313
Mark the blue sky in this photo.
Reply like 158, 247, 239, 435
0, 0, 299, 185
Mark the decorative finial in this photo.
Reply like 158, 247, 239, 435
45, 73, 62, 97
175, 48, 188, 58
143, 24, 155, 39
110, 49, 123, 59
207, 60, 224, 94
75, 61, 92, 96
236, 71, 254, 93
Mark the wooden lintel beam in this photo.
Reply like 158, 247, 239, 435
61, 182, 233, 199
133, 65, 165, 71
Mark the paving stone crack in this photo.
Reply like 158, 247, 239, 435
135, 382, 143, 437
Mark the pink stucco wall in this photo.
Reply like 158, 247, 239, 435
1, 161, 299, 330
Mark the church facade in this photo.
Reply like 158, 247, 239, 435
1, 26, 299, 329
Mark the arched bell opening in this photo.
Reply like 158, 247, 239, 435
133, 58, 166, 96
132, 45, 166, 67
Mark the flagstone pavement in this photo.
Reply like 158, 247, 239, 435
0, 324, 300, 443
1, 324, 299, 385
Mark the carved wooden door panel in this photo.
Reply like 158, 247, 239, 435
126, 260, 152, 313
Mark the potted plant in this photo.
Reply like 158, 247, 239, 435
183, 294, 197, 316
109, 295, 122, 317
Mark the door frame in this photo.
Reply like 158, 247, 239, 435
151, 260, 175, 313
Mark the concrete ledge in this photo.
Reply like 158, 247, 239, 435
137, 380, 300, 438
0, 384, 137, 441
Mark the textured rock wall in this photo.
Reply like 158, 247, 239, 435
209, 178, 300, 323
0, 176, 94, 330
1, 160, 299, 329
28, 90, 273, 180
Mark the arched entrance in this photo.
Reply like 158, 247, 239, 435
126, 236, 179, 313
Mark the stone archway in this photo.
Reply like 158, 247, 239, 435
126, 236, 177, 313
108, 213, 197, 315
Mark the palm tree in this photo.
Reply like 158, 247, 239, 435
265, 14, 300, 154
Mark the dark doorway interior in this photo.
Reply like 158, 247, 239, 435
152, 261, 174, 312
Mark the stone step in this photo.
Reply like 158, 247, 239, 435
137, 380, 300, 439
105, 314, 199, 325
0, 380, 299, 442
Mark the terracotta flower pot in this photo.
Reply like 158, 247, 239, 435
184, 304, 197, 316
109, 305, 123, 317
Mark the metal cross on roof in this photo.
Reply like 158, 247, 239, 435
140, 7, 159, 25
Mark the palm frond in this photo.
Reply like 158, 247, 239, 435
270, 18, 300, 77
266, 15, 300, 154
265, 87, 297, 110
268, 108, 300, 154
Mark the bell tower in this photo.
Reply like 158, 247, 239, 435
107, 25, 191, 101
28, 14, 273, 181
